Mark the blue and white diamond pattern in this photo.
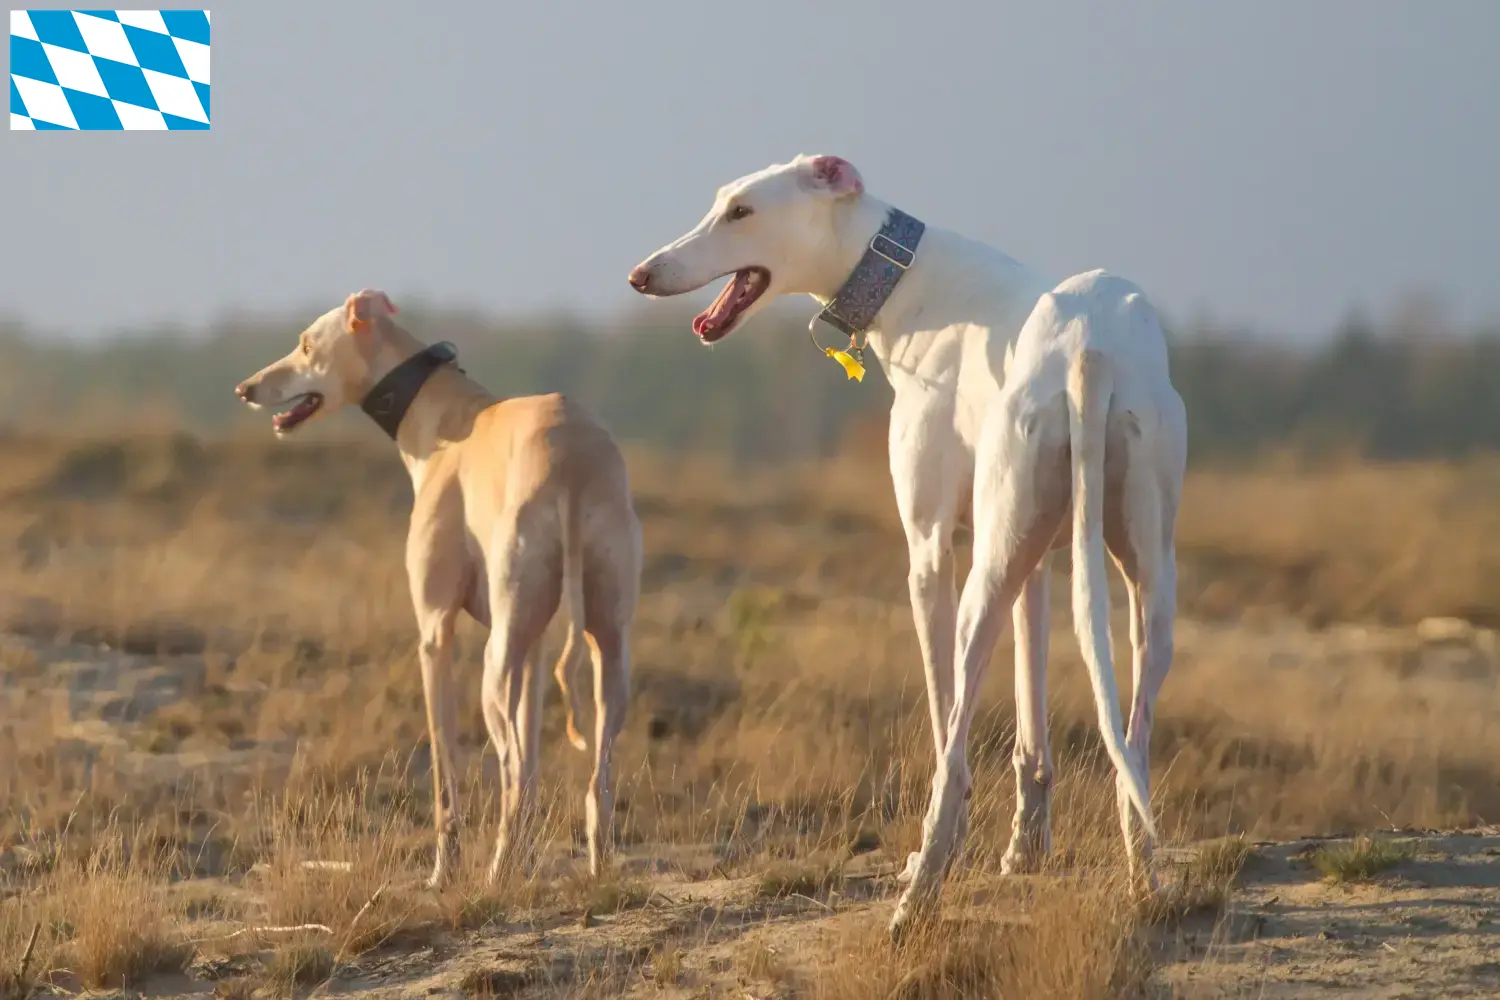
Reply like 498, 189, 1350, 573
10, 9, 210, 130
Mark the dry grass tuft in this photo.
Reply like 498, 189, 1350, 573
737, 939, 790, 987
645, 943, 684, 988
460, 966, 538, 998
441, 886, 511, 933
576, 876, 653, 918
815, 786, 1151, 1000
1143, 836, 1253, 924
0, 921, 43, 1000
51, 835, 193, 990
1309, 835, 1418, 884
251, 785, 430, 957
815, 880, 1150, 1000
755, 858, 846, 901
1191, 835, 1254, 883
265, 941, 335, 990
211, 976, 259, 1000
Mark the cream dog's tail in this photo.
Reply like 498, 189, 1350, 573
553, 492, 590, 752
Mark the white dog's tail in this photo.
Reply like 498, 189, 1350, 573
554, 493, 590, 752
1066, 348, 1157, 841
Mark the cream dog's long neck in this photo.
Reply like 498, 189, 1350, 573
363, 328, 495, 484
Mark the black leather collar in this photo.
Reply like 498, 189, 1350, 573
359, 341, 462, 440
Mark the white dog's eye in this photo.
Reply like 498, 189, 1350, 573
725, 204, 753, 222
300, 339, 311, 356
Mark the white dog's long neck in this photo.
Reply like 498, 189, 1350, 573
808, 194, 1049, 388
804, 194, 944, 379
803, 195, 894, 309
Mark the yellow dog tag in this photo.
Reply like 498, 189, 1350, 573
825, 347, 866, 382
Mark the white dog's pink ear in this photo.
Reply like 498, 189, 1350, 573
800, 155, 864, 198
344, 289, 398, 334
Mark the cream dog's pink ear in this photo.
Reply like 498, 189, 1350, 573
344, 288, 398, 334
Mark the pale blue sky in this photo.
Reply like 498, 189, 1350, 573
2, 0, 1497, 340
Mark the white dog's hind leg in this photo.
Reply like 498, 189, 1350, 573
1108, 471, 1177, 888
1118, 552, 1175, 889
1104, 390, 1183, 889
1001, 562, 1054, 875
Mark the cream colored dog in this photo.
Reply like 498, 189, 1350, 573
235, 289, 642, 888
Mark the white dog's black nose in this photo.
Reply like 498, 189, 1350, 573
627, 265, 651, 293
235, 381, 255, 402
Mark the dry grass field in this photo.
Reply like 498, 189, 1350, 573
5, 429, 1500, 998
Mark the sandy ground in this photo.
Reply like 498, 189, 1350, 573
14, 827, 1500, 998
286, 833, 1500, 999
6, 612, 1500, 998
1159, 834, 1500, 999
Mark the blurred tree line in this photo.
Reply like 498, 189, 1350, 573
1, 297, 1496, 466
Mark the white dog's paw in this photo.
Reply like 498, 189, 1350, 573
1000, 843, 1044, 876
895, 850, 921, 884
1129, 861, 1162, 898
887, 888, 939, 944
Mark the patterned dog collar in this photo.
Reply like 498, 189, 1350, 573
812, 207, 926, 337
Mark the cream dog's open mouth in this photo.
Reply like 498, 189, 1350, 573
271, 393, 323, 434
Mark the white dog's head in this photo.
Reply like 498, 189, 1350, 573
234, 289, 400, 436
627, 154, 866, 343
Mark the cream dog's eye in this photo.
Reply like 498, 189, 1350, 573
301, 339, 311, 356
725, 204, 753, 222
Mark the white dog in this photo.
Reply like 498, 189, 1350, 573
628, 155, 1186, 935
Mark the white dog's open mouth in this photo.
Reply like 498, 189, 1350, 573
271, 393, 323, 434
693, 267, 770, 343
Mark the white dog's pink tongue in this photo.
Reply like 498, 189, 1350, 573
693, 271, 748, 337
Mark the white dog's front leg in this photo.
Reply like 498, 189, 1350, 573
890, 523, 1041, 939
906, 529, 958, 760
894, 525, 959, 885
888, 406, 967, 762
887, 410, 967, 885
891, 393, 1068, 939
